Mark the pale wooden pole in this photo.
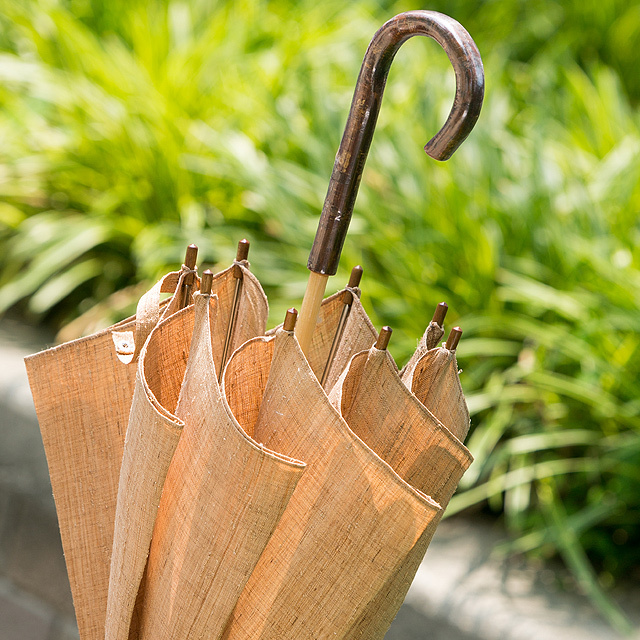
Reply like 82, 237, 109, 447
295, 271, 329, 355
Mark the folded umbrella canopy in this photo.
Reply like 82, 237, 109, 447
105, 278, 306, 640
25, 243, 269, 640
25, 259, 196, 640
26, 9, 484, 640
326, 325, 472, 638
220, 313, 460, 640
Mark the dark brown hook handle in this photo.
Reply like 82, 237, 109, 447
308, 11, 485, 276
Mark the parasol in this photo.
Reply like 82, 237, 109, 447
25, 258, 195, 640
25, 9, 485, 640
25, 241, 269, 640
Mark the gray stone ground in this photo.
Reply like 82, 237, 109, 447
0, 317, 638, 640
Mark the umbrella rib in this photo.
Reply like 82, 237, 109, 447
320, 266, 363, 387
181, 244, 199, 308
219, 240, 251, 380
219, 275, 243, 380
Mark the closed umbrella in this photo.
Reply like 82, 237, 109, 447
25, 243, 268, 640
218, 12, 482, 638
25, 9, 484, 640
24, 251, 199, 640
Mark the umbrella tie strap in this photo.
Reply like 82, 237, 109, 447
112, 266, 200, 364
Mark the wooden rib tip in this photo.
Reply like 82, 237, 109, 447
201, 269, 213, 295
184, 244, 198, 269
445, 326, 462, 351
348, 265, 363, 289
375, 326, 392, 350
236, 238, 250, 262
283, 308, 298, 332
432, 301, 448, 326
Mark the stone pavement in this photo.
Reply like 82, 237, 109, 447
0, 318, 638, 640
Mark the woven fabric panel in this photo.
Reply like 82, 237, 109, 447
401, 345, 471, 442
222, 329, 441, 640
137, 293, 305, 640
329, 344, 472, 638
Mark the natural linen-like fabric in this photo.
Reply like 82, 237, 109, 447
399, 318, 445, 378
137, 292, 305, 640
24, 268, 187, 640
105, 262, 270, 640
320, 292, 378, 392
401, 343, 470, 441
26, 318, 136, 640
269, 287, 377, 392
328, 345, 473, 638
222, 329, 441, 640
26, 257, 268, 640
112, 267, 193, 364
207, 260, 268, 374
104, 301, 201, 640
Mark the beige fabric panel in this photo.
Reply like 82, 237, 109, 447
329, 346, 471, 638
332, 346, 472, 504
300, 290, 343, 379
223, 329, 441, 640
104, 304, 198, 640
25, 322, 137, 640
105, 273, 269, 640
209, 262, 268, 375
399, 319, 445, 378
401, 346, 471, 441
139, 294, 305, 640
322, 294, 378, 392
223, 337, 275, 439
25, 269, 188, 640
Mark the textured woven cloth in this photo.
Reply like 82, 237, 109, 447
27, 259, 471, 640
26, 260, 268, 640
221, 327, 465, 640
25, 267, 188, 640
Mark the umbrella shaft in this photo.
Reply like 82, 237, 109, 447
296, 272, 329, 356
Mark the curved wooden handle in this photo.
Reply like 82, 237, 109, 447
307, 10, 485, 276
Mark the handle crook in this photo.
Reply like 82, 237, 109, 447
307, 10, 485, 276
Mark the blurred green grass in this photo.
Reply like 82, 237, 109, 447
1, 0, 639, 633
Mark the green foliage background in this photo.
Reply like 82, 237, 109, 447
1, 0, 639, 632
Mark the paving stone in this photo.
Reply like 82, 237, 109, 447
0, 490, 10, 575
0, 577, 54, 640
48, 616, 79, 640
386, 602, 479, 640
2, 492, 74, 617
406, 516, 640, 640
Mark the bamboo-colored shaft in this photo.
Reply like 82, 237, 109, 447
296, 271, 329, 355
